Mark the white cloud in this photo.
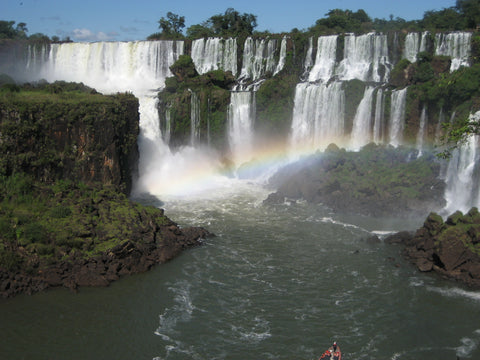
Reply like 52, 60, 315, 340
72, 28, 118, 41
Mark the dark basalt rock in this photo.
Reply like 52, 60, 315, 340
0, 222, 211, 298
387, 209, 480, 288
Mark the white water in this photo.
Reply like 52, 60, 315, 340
435, 32, 472, 71
403, 32, 430, 63
239, 37, 285, 85
191, 38, 237, 75
274, 37, 287, 75
373, 88, 385, 143
443, 111, 480, 214
388, 88, 408, 147
308, 35, 338, 82
190, 90, 201, 146
350, 86, 376, 150
337, 33, 390, 83
290, 82, 345, 153
416, 105, 428, 157
16, 34, 478, 213
228, 91, 255, 166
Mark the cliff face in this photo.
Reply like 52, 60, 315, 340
0, 83, 211, 298
0, 84, 139, 193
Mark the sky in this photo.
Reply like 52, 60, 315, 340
2, 0, 458, 42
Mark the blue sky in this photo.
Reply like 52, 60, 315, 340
2, 0, 457, 42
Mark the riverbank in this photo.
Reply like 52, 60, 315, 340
0, 180, 211, 298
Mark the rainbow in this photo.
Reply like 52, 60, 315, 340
136, 136, 349, 199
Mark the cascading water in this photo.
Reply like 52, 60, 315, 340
388, 88, 408, 147
228, 91, 255, 166
350, 86, 376, 150
190, 90, 201, 146
435, 32, 472, 71
443, 111, 480, 214
336, 33, 390, 82
373, 88, 385, 143
302, 37, 314, 78
416, 105, 428, 157
308, 35, 338, 82
274, 37, 287, 76
239, 37, 284, 84
290, 82, 345, 154
191, 37, 237, 75
403, 31, 430, 63
404, 32, 421, 62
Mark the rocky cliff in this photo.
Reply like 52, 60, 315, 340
0, 81, 139, 194
0, 83, 211, 298
386, 208, 480, 289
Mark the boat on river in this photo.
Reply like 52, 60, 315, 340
319, 342, 341, 360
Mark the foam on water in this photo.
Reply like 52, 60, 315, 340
426, 285, 480, 302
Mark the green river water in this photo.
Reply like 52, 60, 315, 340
0, 181, 479, 360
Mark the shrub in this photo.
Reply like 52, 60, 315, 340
50, 206, 72, 219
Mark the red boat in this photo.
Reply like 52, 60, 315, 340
319, 342, 341, 360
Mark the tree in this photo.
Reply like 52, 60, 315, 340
421, 8, 463, 30
206, 8, 257, 37
456, 0, 480, 28
186, 23, 214, 39
157, 12, 185, 39
311, 9, 373, 34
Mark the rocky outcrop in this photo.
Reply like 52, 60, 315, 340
385, 208, 480, 288
264, 143, 446, 218
0, 183, 212, 298
0, 83, 212, 298
0, 82, 139, 194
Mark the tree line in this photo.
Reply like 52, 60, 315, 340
148, 0, 480, 40
1, 1, 479, 42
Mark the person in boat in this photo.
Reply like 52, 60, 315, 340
332, 342, 337, 352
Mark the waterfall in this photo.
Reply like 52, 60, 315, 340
444, 138, 480, 214
373, 88, 385, 143
403, 31, 429, 63
303, 37, 314, 78
274, 37, 287, 75
290, 82, 345, 153
404, 33, 420, 62
388, 88, 407, 147
435, 32, 472, 71
350, 86, 375, 150
27, 40, 192, 194
191, 37, 237, 75
190, 90, 201, 146
442, 111, 480, 214
336, 33, 390, 82
36, 41, 183, 94
308, 35, 338, 83
228, 91, 255, 165
239, 37, 282, 83
416, 105, 428, 157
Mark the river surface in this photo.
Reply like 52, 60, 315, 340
1, 181, 480, 360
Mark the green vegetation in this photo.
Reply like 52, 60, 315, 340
0, 81, 138, 189
0, 20, 70, 43
158, 55, 234, 151
255, 74, 297, 139
435, 208, 480, 256
148, 12, 186, 40
0, 84, 174, 275
0, 175, 170, 272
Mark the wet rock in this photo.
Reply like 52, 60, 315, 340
392, 208, 480, 289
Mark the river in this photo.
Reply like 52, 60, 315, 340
0, 180, 479, 360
